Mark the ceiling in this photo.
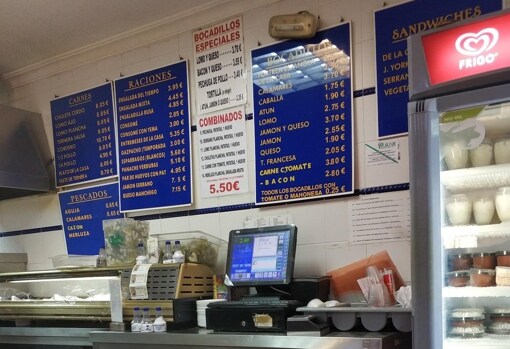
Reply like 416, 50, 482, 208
0, 0, 225, 77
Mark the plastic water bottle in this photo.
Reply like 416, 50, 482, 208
131, 307, 142, 332
162, 241, 173, 264
140, 307, 153, 332
136, 241, 148, 264
173, 240, 185, 263
153, 307, 167, 332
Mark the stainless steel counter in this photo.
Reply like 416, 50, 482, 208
0, 327, 96, 347
90, 329, 406, 349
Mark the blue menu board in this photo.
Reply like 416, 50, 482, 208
59, 183, 123, 255
115, 61, 192, 212
252, 23, 353, 205
375, 0, 502, 138
51, 83, 117, 187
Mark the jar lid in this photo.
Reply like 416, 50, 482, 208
470, 268, 496, 275
449, 253, 472, 259
489, 311, 510, 317
450, 308, 485, 319
446, 270, 470, 277
472, 252, 495, 257
496, 250, 510, 256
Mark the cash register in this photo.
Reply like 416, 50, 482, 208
206, 224, 300, 332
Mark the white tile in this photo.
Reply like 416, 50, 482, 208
353, 42, 363, 91
0, 235, 24, 253
324, 242, 367, 272
34, 194, 61, 228
189, 213, 222, 240
362, 94, 378, 142
160, 216, 190, 234
294, 243, 327, 277
323, 199, 350, 242
147, 219, 162, 236
362, 39, 376, 87
289, 201, 327, 244
218, 209, 251, 242
21, 230, 67, 266
354, 142, 366, 189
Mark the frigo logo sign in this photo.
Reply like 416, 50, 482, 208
421, 12, 510, 85
455, 27, 499, 70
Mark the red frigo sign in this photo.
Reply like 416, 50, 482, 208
422, 11, 510, 85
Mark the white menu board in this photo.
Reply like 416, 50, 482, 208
193, 16, 247, 114
198, 106, 249, 198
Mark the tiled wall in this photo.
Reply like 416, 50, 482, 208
3, 0, 503, 290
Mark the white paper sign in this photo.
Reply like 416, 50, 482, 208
349, 191, 410, 244
198, 106, 249, 198
193, 16, 246, 114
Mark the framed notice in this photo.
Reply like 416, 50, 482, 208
193, 16, 247, 114
50, 83, 117, 187
59, 183, 123, 255
374, 0, 502, 138
115, 61, 192, 212
197, 106, 249, 198
252, 23, 354, 205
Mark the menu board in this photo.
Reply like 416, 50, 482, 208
193, 16, 247, 114
59, 183, 123, 255
252, 23, 353, 205
51, 83, 117, 187
374, 0, 501, 138
115, 61, 192, 212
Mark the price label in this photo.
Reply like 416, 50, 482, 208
209, 181, 241, 194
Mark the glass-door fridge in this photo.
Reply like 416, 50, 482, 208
407, 9, 510, 349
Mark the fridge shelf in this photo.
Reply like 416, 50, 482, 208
441, 163, 510, 193
443, 222, 510, 249
445, 335, 510, 349
444, 286, 510, 298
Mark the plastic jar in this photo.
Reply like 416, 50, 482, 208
495, 187, 510, 222
496, 266, 510, 286
470, 268, 496, 287
443, 141, 469, 170
446, 194, 472, 225
473, 195, 495, 225
446, 270, 470, 287
449, 254, 472, 271
472, 252, 496, 269
448, 308, 485, 338
496, 250, 510, 267
470, 138, 493, 167
494, 137, 510, 164
488, 310, 510, 335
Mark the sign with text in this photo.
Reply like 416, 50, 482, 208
59, 182, 123, 255
193, 16, 247, 114
422, 11, 510, 85
197, 106, 249, 198
374, 0, 502, 138
51, 83, 117, 187
252, 23, 354, 205
115, 61, 192, 212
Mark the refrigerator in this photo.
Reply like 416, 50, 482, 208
407, 9, 510, 349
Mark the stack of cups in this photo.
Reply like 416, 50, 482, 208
196, 299, 226, 328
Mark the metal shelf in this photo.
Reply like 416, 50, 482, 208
443, 286, 510, 298
445, 336, 510, 349
443, 223, 510, 249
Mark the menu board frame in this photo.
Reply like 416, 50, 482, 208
252, 23, 354, 205
51, 83, 118, 187
114, 61, 193, 212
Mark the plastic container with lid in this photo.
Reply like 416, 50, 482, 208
446, 194, 472, 226
488, 310, 510, 335
472, 252, 496, 269
496, 266, 510, 286
470, 138, 493, 167
495, 187, 510, 222
448, 308, 486, 338
473, 195, 496, 225
494, 136, 510, 164
449, 253, 472, 271
446, 270, 470, 287
470, 268, 496, 287
496, 250, 510, 267
443, 141, 469, 170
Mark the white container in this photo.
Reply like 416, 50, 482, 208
496, 187, 510, 222
494, 137, 510, 164
446, 194, 472, 225
443, 141, 468, 170
196, 299, 226, 328
496, 266, 510, 286
469, 139, 493, 167
473, 195, 495, 225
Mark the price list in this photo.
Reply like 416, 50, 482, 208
50, 83, 117, 187
252, 23, 353, 205
115, 61, 192, 212
58, 182, 123, 255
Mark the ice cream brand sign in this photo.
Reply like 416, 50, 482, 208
422, 12, 510, 85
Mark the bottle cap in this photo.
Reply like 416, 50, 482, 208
175, 240, 180, 244
165, 241, 171, 245
143, 307, 149, 311
134, 307, 140, 311
156, 307, 162, 311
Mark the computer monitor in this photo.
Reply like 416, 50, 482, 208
225, 224, 297, 287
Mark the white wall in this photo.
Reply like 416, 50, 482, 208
4, 0, 498, 287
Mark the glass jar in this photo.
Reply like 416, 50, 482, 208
472, 252, 496, 269
443, 141, 469, 170
494, 136, 510, 164
495, 187, 510, 222
497, 250, 510, 267
446, 194, 472, 225
449, 253, 472, 271
470, 268, 496, 287
473, 195, 495, 225
446, 270, 470, 287
470, 138, 493, 167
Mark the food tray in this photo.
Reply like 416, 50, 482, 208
296, 304, 412, 332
